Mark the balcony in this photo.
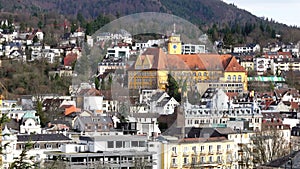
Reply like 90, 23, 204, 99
226, 149, 233, 153
171, 152, 178, 157
217, 150, 223, 154
170, 163, 178, 168
183, 163, 190, 167
183, 152, 189, 156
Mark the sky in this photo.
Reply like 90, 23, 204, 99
222, 0, 300, 26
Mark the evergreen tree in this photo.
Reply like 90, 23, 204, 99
166, 73, 181, 102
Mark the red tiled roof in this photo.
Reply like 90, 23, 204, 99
224, 56, 246, 72
291, 102, 299, 110
64, 52, 77, 66
130, 48, 245, 72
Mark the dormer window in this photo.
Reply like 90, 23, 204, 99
34, 144, 40, 149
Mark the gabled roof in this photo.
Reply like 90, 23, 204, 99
224, 56, 246, 72
17, 133, 71, 142
64, 52, 77, 67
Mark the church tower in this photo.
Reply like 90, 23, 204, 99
168, 24, 182, 54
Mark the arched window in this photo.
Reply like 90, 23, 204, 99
198, 72, 202, 76
233, 75, 236, 81
227, 75, 231, 81
238, 75, 242, 82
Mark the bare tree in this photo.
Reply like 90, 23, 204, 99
250, 128, 290, 166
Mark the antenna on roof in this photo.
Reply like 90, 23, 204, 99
173, 23, 176, 34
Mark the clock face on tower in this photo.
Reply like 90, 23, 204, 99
173, 44, 177, 49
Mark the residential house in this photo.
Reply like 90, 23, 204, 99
263, 51, 292, 59
233, 43, 260, 54
130, 113, 161, 136
105, 43, 130, 60
2, 126, 73, 169
8, 50, 26, 61
271, 58, 300, 75
254, 57, 271, 75
149, 91, 179, 115
73, 114, 113, 133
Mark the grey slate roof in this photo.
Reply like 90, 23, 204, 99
17, 133, 72, 142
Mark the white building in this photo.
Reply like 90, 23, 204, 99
181, 44, 205, 54
105, 45, 130, 60
233, 44, 260, 54
19, 111, 42, 134
184, 88, 262, 131
254, 57, 271, 75
47, 135, 156, 168
83, 96, 103, 112
149, 91, 180, 115
1, 130, 72, 169
271, 58, 300, 75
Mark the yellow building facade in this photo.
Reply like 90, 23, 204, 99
161, 137, 239, 169
128, 48, 248, 92
168, 34, 182, 54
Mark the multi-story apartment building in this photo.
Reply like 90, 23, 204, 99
271, 58, 300, 75
184, 88, 262, 131
161, 136, 239, 169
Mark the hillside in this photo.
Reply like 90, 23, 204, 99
0, 0, 300, 45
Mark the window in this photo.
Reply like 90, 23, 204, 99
209, 145, 213, 153
116, 141, 122, 148
139, 141, 146, 147
172, 147, 177, 153
238, 75, 242, 82
217, 145, 221, 151
192, 146, 197, 153
201, 157, 205, 163
123, 141, 130, 148
192, 157, 196, 164
204, 72, 207, 76
217, 156, 222, 163
227, 75, 231, 81
132, 141, 138, 147
172, 158, 177, 165
183, 157, 188, 164
233, 75, 236, 81
227, 144, 230, 150
34, 144, 40, 149
183, 147, 188, 153
209, 156, 213, 162
108, 141, 114, 148
200, 146, 204, 152
45, 144, 52, 149
198, 72, 202, 76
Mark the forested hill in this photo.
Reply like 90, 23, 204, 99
1, 0, 300, 45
